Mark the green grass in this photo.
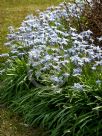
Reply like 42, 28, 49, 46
0, 0, 63, 54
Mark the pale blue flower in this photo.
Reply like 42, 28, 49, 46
0, 53, 9, 57
73, 83, 83, 91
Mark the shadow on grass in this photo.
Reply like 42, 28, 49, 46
0, 107, 47, 136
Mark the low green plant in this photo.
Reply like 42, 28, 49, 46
1, 57, 102, 136
0, 58, 30, 104
9, 79, 102, 136
0, 1, 102, 136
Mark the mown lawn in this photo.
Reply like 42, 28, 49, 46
0, 0, 63, 54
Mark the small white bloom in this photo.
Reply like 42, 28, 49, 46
73, 83, 83, 91
0, 53, 9, 57
96, 80, 101, 85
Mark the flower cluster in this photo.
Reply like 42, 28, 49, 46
1, 1, 102, 87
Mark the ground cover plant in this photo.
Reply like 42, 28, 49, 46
0, 0, 102, 136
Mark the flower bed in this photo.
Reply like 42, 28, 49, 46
0, 1, 102, 136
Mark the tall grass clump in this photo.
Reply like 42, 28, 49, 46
0, 0, 102, 135
11, 83, 102, 136
0, 58, 30, 104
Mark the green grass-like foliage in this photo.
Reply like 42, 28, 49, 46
0, 57, 102, 136
0, 1, 102, 136
0, 59, 29, 104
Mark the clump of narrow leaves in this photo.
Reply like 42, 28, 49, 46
9, 81, 102, 136
0, 0, 102, 136
0, 59, 30, 104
